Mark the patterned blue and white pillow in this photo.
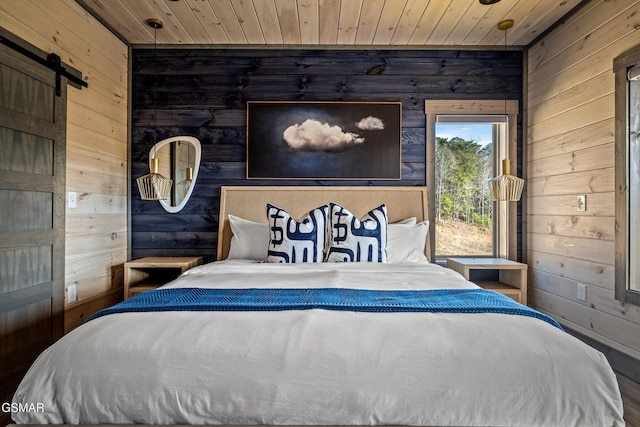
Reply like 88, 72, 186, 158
266, 203, 328, 263
326, 203, 388, 263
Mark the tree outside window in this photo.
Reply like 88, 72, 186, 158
435, 124, 495, 257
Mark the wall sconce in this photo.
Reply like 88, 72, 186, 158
136, 157, 172, 200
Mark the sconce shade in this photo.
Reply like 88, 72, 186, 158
136, 157, 173, 200
489, 159, 524, 201
176, 167, 193, 200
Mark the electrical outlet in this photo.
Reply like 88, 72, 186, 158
68, 191, 77, 208
67, 284, 77, 302
577, 195, 586, 212
576, 283, 586, 302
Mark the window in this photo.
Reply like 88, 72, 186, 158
614, 45, 640, 306
435, 119, 500, 257
425, 100, 519, 261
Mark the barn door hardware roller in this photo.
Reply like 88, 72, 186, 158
0, 29, 88, 96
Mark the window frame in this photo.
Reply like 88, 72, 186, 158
425, 100, 519, 262
614, 44, 640, 306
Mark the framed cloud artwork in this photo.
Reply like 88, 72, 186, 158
246, 101, 402, 180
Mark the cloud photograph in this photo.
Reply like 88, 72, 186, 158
246, 102, 401, 180
283, 118, 365, 152
356, 116, 385, 131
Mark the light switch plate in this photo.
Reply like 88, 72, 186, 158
68, 191, 77, 208
577, 195, 586, 212
67, 284, 77, 302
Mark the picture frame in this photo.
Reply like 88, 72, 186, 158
246, 101, 402, 180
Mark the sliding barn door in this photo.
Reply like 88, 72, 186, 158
0, 41, 66, 404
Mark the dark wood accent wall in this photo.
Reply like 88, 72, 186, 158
131, 49, 523, 263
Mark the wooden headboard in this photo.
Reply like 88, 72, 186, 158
217, 186, 431, 261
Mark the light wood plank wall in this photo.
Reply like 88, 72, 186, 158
0, 0, 129, 330
527, 0, 640, 360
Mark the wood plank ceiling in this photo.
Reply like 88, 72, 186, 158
76, 0, 584, 47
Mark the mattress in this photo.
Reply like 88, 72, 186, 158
12, 260, 624, 426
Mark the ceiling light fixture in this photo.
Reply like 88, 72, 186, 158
136, 18, 173, 201
479, 0, 501, 4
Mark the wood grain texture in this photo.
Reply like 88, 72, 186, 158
64, 286, 123, 333
0, 36, 65, 409
618, 372, 640, 426
131, 48, 523, 263
76, 0, 583, 47
0, 128, 53, 175
1, 0, 129, 310
527, 0, 640, 360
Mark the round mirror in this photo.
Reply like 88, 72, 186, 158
150, 136, 201, 213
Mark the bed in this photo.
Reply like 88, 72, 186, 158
11, 186, 624, 426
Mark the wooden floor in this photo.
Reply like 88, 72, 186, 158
618, 371, 640, 426
1, 402, 11, 427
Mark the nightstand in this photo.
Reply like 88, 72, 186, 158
446, 257, 528, 305
124, 256, 203, 299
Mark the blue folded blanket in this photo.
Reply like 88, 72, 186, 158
86, 287, 562, 329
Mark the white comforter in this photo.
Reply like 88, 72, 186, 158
13, 261, 624, 426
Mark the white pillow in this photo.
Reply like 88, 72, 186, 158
227, 214, 269, 260
226, 213, 424, 262
386, 221, 430, 263
394, 217, 416, 225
